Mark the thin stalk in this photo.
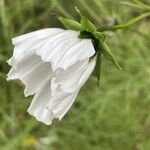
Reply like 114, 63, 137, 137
79, 0, 102, 23
132, 0, 150, 10
97, 12, 150, 32
54, 0, 74, 19
120, 1, 147, 10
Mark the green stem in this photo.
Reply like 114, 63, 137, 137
98, 12, 150, 32
132, 0, 150, 10
120, 1, 145, 10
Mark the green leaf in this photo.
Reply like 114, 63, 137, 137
58, 16, 83, 31
95, 52, 101, 87
75, 7, 96, 32
101, 42, 122, 71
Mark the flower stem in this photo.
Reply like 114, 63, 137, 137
97, 12, 150, 32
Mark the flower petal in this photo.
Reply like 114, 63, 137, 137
36, 30, 79, 62
7, 54, 42, 75
47, 77, 80, 121
54, 39, 95, 70
12, 28, 64, 61
27, 77, 53, 125
53, 58, 96, 93
11, 28, 95, 71
50, 90, 80, 120
22, 62, 53, 97
28, 76, 79, 125
78, 58, 96, 87
12, 28, 63, 45
7, 54, 53, 96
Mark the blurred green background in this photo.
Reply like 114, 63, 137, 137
0, 0, 150, 150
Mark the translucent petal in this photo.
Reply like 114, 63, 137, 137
11, 28, 95, 71
54, 58, 96, 93
27, 77, 53, 125
7, 55, 53, 96
22, 62, 53, 97
53, 39, 95, 70
12, 28, 64, 61
28, 75, 79, 124
51, 90, 80, 120
78, 58, 96, 87
7, 55, 42, 77
12, 28, 63, 45
36, 30, 79, 62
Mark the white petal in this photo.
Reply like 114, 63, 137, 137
54, 39, 95, 70
22, 62, 53, 97
53, 58, 96, 93
7, 54, 53, 96
53, 59, 88, 93
51, 90, 80, 120
46, 77, 80, 121
12, 28, 64, 61
27, 76, 79, 125
12, 28, 63, 45
11, 28, 95, 71
45, 33, 80, 63
27, 77, 53, 125
36, 30, 79, 62
7, 54, 42, 76
78, 58, 96, 87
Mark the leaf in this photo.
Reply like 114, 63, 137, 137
101, 42, 122, 71
58, 16, 83, 31
95, 52, 101, 87
75, 7, 96, 32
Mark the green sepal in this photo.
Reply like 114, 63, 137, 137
75, 7, 96, 32
95, 52, 101, 87
101, 42, 122, 71
79, 30, 100, 51
81, 16, 96, 32
58, 16, 83, 31
94, 31, 106, 42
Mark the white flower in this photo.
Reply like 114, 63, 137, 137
7, 28, 96, 125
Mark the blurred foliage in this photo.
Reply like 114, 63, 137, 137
0, 0, 150, 150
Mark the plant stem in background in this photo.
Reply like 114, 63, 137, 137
97, 12, 150, 32
132, 0, 150, 10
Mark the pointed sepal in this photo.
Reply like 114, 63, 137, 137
95, 52, 101, 87
75, 7, 96, 32
101, 42, 122, 70
94, 31, 106, 42
58, 16, 83, 31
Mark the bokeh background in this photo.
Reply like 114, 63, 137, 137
0, 0, 150, 149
